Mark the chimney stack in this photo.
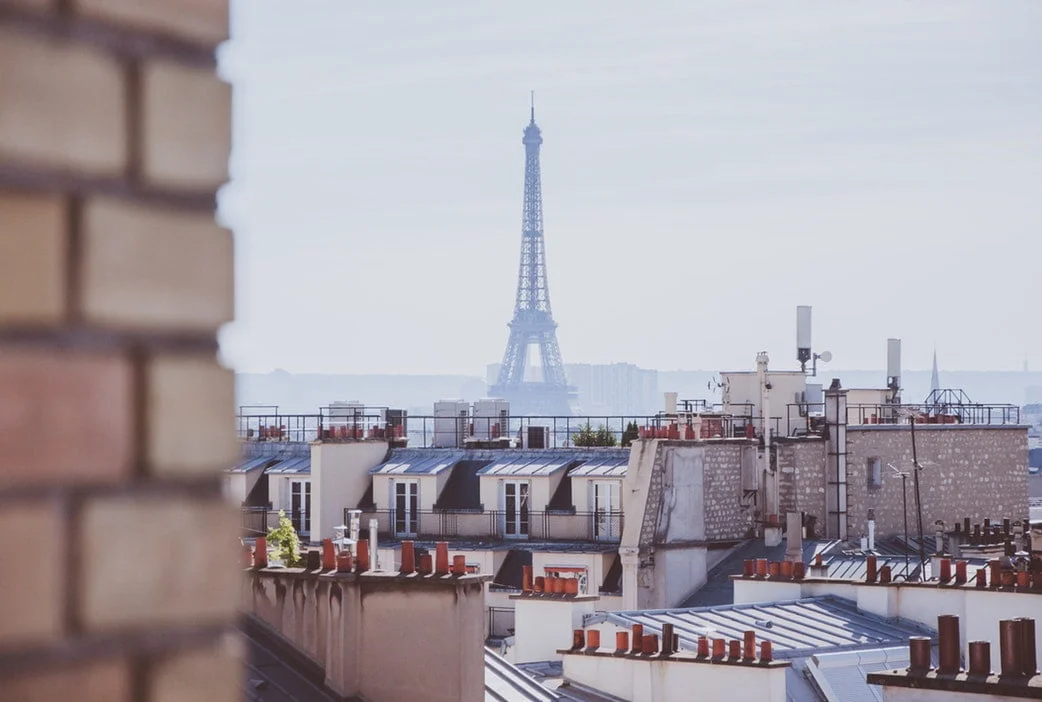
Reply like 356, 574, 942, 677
937, 615, 961, 674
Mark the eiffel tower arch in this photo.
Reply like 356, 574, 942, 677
488, 99, 576, 416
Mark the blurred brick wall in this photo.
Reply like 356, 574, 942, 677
0, 1, 240, 700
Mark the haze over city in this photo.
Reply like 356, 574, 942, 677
217, 1, 1041, 377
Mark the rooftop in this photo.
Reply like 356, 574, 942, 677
586, 596, 935, 658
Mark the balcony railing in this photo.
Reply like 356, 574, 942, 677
241, 507, 310, 539
345, 508, 623, 543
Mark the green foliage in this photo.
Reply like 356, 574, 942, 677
267, 510, 302, 567
621, 421, 640, 447
573, 422, 618, 447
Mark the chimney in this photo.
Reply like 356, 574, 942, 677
809, 553, 829, 578
743, 631, 756, 661
615, 631, 629, 655
400, 540, 415, 575
937, 615, 961, 674
866, 555, 878, 584
909, 636, 931, 672
435, 542, 449, 575
1000, 619, 1022, 676
355, 539, 370, 572
254, 537, 268, 568
968, 641, 991, 676
632, 625, 644, 654
1019, 618, 1038, 676
660, 624, 675, 656
322, 538, 336, 570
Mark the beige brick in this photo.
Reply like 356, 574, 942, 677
0, 29, 125, 175
142, 61, 231, 190
80, 198, 234, 331
0, 658, 130, 702
0, 192, 67, 325
151, 638, 242, 702
0, 501, 63, 646
79, 495, 240, 631
75, 0, 228, 45
0, 348, 134, 489
147, 355, 237, 475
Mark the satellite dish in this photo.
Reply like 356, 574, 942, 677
819, 351, 833, 363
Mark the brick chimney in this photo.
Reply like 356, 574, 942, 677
0, 2, 239, 698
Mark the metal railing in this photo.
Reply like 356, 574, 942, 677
241, 507, 310, 539
345, 508, 624, 543
237, 410, 788, 448
784, 402, 1021, 435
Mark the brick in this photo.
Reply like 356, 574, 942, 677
80, 198, 234, 331
146, 355, 237, 475
74, 0, 228, 46
0, 192, 67, 325
0, 501, 63, 646
150, 638, 242, 702
0, 348, 133, 489
0, 29, 125, 176
79, 495, 240, 630
142, 61, 231, 190
0, 658, 130, 702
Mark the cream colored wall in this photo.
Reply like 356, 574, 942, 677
372, 474, 438, 511
846, 388, 890, 424
512, 596, 600, 664
311, 440, 389, 546
571, 477, 624, 513
224, 472, 247, 504
243, 569, 488, 702
722, 370, 807, 436
479, 477, 542, 513
562, 650, 788, 702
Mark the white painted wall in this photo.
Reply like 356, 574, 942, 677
846, 388, 890, 424
311, 441, 389, 545
511, 596, 600, 664
562, 651, 788, 702
571, 476, 624, 513
880, 685, 1021, 702
735, 577, 1042, 673
722, 370, 807, 437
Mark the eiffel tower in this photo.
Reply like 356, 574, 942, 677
488, 98, 576, 416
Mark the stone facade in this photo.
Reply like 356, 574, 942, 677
0, 3, 237, 699
703, 442, 757, 541
777, 438, 828, 536
775, 427, 1028, 540
845, 425, 1028, 539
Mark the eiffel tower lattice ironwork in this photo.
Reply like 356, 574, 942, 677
489, 98, 575, 415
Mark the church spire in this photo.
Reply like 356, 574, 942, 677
930, 349, 940, 395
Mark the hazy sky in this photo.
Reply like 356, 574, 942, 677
217, 1, 1041, 376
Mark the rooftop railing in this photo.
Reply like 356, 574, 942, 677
345, 507, 623, 544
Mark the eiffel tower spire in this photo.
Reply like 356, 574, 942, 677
489, 99, 575, 415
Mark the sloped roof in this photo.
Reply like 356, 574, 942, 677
478, 452, 576, 477
265, 455, 311, 474
585, 596, 934, 658
485, 648, 561, 701
567, 454, 629, 478
369, 449, 466, 476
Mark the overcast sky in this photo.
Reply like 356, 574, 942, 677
217, 1, 1041, 376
